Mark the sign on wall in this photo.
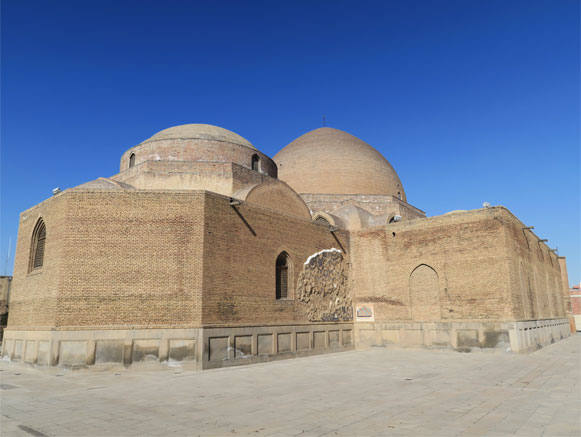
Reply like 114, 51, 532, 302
355, 303, 374, 322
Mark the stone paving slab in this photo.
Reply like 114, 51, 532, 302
1, 334, 580, 437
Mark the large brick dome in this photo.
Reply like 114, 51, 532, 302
274, 127, 406, 200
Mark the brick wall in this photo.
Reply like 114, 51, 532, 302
0, 276, 11, 315
559, 259, 573, 314
9, 190, 206, 330
350, 208, 523, 322
201, 192, 350, 326
502, 209, 568, 320
8, 189, 350, 331
571, 288, 581, 315
8, 191, 568, 337
55, 190, 205, 328
8, 195, 68, 328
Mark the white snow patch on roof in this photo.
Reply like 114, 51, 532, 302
304, 248, 342, 265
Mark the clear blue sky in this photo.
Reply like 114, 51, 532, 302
1, 1, 579, 284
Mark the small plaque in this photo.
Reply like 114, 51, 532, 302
356, 304, 375, 322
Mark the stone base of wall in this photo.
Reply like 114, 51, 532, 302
509, 319, 572, 352
1, 323, 354, 371
201, 323, 354, 370
3, 320, 568, 370
354, 318, 571, 353
1, 328, 203, 370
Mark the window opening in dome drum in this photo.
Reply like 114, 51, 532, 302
276, 252, 290, 299
397, 191, 402, 200
251, 154, 260, 172
315, 216, 330, 226
129, 153, 136, 168
29, 218, 46, 272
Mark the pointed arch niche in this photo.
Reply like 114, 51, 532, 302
409, 264, 441, 321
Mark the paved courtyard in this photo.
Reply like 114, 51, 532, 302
1, 334, 579, 437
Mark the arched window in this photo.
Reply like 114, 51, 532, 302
276, 252, 291, 299
251, 154, 260, 172
129, 153, 136, 168
397, 191, 402, 200
29, 219, 46, 272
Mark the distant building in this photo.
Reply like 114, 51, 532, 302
570, 284, 581, 331
0, 276, 11, 341
1, 124, 573, 370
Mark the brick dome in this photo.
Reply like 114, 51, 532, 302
273, 127, 406, 200
140, 124, 257, 150
120, 124, 276, 177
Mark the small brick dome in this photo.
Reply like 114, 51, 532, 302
273, 128, 406, 200
120, 124, 276, 177
141, 124, 257, 150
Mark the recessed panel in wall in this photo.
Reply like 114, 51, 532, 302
484, 330, 509, 348
359, 329, 378, 346
13, 340, 23, 360
209, 337, 229, 362
381, 329, 399, 344
96, 341, 125, 364
234, 336, 252, 358
169, 339, 196, 362
329, 331, 340, 347
400, 330, 424, 346
277, 333, 292, 353
24, 341, 36, 362
342, 330, 353, 346
296, 332, 310, 351
431, 330, 450, 347
2, 340, 12, 358
37, 342, 49, 365
257, 334, 273, 355
313, 331, 326, 349
132, 339, 160, 362
457, 330, 479, 347
59, 341, 87, 365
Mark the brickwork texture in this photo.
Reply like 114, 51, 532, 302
3, 124, 573, 369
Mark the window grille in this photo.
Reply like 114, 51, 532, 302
30, 219, 46, 271
276, 252, 290, 299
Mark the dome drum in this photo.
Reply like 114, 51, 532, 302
120, 139, 276, 177
120, 124, 277, 178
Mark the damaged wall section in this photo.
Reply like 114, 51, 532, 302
297, 249, 352, 322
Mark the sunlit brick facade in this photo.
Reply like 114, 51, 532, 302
2, 124, 573, 370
